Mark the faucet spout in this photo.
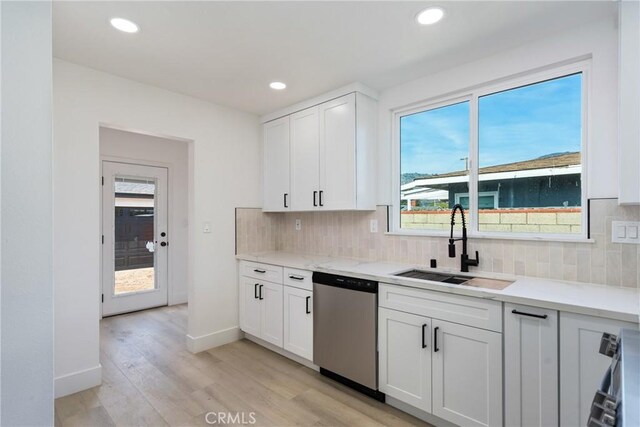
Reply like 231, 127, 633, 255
448, 204, 479, 273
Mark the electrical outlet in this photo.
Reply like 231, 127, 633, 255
203, 222, 211, 233
295, 219, 302, 231
370, 219, 378, 233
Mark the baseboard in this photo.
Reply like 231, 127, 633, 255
186, 326, 242, 353
244, 334, 319, 371
54, 365, 102, 398
385, 396, 457, 427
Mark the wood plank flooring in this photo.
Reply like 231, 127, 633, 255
55, 305, 430, 427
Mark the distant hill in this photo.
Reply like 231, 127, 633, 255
401, 173, 430, 185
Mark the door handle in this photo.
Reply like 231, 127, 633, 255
511, 309, 548, 319
306, 296, 311, 314
319, 190, 324, 207
254, 283, 259, 299
284, 193, 288, 208
434, 326, 440, 352
422, 324, 427, 349
313, 191, 318, 207
258, 284, 264, 300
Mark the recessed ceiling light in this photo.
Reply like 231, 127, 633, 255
416, 7, 445, 25
110, 17, 139, 33
269, 82, 287, 90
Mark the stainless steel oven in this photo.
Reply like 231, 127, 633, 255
589, 329, 640, 427
312, 272, 384, 401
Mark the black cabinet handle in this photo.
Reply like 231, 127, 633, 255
254, 283, 259, 299
319, 190, 324, 207
254, 269, 266, 274
160, 241, 167, 247
434, 326, 440, 352
422, 324, 427, 349
313, 191, 318, 207
284, 193, 288, 208
306, 296, 311, 314
512, 309, 548, 319
289, 275, 304, 281
258, 285, 264, 300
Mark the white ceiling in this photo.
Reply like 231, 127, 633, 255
53, 1, 616, 115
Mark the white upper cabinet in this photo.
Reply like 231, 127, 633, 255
263, 116, 291, 212
290, 106, 320, 211
618, 1, 640, 205
262, 91, 376, 212
319, 94, 356, 210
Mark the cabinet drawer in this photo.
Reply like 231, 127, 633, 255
239, 261, 283, 283
283, 268, 312, 291
379, 283, 502, 332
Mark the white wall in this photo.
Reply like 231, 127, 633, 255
100, 127, 190, 306
377, 17, 619, 204
53, 59, 261, 397
1, 1, 54, 424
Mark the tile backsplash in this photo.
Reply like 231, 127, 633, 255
236, 199, 640, 288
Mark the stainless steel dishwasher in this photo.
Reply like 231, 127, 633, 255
312, 272, 384, 401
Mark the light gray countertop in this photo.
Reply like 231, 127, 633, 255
236, 251, 640, 323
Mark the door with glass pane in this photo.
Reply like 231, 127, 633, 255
102, 161, 168, 316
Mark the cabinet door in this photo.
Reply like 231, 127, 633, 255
319, 93, 356, 210
283, 286, 313, 360
290, 106, 319, 211
263, 116, 290, 212
378, 308, 432, 412
504, 303, 558, 427
432, 320, 502, 427
240, 277, 261, 337
560, 312, 637, 427
260, 281, 283, 347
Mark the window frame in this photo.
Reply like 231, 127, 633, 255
391, 60, 590, 241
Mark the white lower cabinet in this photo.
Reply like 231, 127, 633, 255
283, 286, 313, 360
432, 319, 502, 427
504, 303, 558, 427
239, 275, 283, 347
559, 312, 637, 427
378, 308, 432, 412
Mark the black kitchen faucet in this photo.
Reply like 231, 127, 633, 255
448, 204, 479, 273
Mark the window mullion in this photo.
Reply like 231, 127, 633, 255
468, 94, 479, 234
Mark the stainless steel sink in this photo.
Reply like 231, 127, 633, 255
393, 269, 475, 285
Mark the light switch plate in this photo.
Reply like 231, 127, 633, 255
611, 221, 640, 244
370, 219, 378, 233
203, 222, 211, 233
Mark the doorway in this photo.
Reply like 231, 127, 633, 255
101, 161, 169, 316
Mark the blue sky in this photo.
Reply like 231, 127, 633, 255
400, 73, 582, 175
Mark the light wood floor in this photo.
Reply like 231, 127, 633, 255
55, 304, 429, 427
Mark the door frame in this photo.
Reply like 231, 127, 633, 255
100, 156, 175, 318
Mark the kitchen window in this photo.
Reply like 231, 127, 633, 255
396, 64, 587, 239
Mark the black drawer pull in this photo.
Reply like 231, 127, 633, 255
434, 326, 440, 352
313, 191, 318, 207
306, 296, 311, 314
254, 283, 259, 299
284, 193, 288, 208
289, 275, 304, 281
254, 269, 266, 274
512, 309, 547, 319
422, 324, 427, 349
319, 190, 324, 207
258, 284, 264, 300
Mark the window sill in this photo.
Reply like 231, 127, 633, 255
385, 229, 595, 244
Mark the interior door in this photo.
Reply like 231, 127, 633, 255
102, 161, 168, 316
